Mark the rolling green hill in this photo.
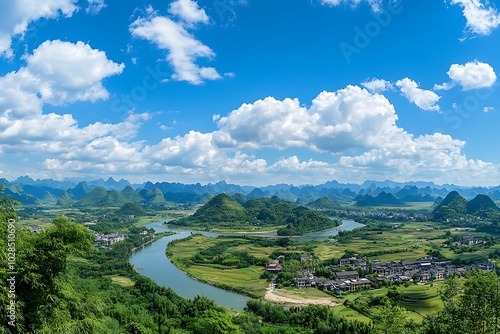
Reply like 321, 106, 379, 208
467, 194, 500, 214
190, 193, 247, 223
138, 187, 167, 204
118, 202, 147, 216
173, 193, 339, 235
355, 191, 404, 206
433, 191, 498, 221
77, 187, 129, 207
120, 185, 144, 203
307, 196, 339, 209
56, 190, 74, 207
231, 192, 247, 204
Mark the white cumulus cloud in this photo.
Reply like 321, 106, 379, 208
447, 60, 496, 90
362, 78, 393, 93
451, 0, 500, 37
130, 5, 221, 85
395, 78, 441, 111
86, 0, 107, 14
25, 40, 125, 105
0, 0, 78, 58
168, 0, 209, 25
213, 85, 404, 153
338, 132, 498, 184
0, 40, 124, 118
0, 40, 139, 169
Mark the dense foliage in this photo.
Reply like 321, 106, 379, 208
173, 194, 339, 235
118, 202, 147, 216
190, 193, 247, 223
432, 191, 499, 222
247, 300, 372, 334
276, 206, 339, 236
421, 270, 500, 334
191, 238, 264, 268
307, 196, 339, 210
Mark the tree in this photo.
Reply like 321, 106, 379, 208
189, 309, 243, 334
422, 270, 500, 334
372, 302, 415, 334
14, 216, 95, 331
460, 270, 500, 333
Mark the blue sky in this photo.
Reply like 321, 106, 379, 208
0, 0, 499, 186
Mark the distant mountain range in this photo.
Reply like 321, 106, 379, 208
1, 176, 500, 207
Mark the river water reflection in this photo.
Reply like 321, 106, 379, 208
129, 219, 363, 310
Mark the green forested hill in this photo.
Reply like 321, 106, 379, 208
276, 206, 340, 236
307, 196, 339, 209
467, 194, 499, 214
433, 191, 467, 216
192, 193, 247, 222
355, 192, 404, 206
77, 187, 129, 207
137, 187, 167, 204
120, 185, 144, 203
172, 193, 339, 235
118, 202, 147, 216
432, 191, 498, 221
56, 190, 74, 207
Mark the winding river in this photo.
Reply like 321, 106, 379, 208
129, 219, 363, 310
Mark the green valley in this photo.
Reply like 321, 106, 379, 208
5, 177, 500, 334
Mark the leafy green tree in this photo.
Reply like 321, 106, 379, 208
15, 216, 95, 331
372, 302, 415, 334
190, 309, 243, 334
126, 321, 152, 334
422, 270, 500, 334
314, 267, 333, 280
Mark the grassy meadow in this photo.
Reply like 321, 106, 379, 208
334, 282, 445, 323
167, 235, 275, 297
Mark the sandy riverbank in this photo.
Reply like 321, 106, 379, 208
264, 283, 338, 307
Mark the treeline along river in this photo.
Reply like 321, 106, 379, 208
129, 219, 364, 310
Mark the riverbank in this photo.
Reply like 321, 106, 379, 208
264, 283, 338, 307
129, 227, 251, 310
129, 219, 363, 310
166, 234, 266, 298
131, 231, 176, 252
167, 258, 262, 299
164, 221, 283, 235
166, 235, 341, 304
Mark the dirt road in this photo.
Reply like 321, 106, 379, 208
264, 283, 338, 307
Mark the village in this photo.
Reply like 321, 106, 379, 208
94, 231, 128, 247
267, 253, 497, 295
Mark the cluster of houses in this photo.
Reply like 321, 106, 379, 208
458, 234, 483, 246
266, 254, 497, 294
94, 232, 128, 247
29, 225, 44, 233
337, 209, 425, 221
367, 257, 494, 282
294, 268, 372, 293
